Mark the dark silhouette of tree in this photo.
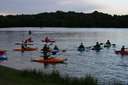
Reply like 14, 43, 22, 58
0, 11, 128, 28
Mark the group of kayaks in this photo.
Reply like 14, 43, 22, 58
78, 40, 113, 52
14, 37, 128, 58
0, 50, 7, 62
77, 40, 128, 56
1, 34, 128, 64
13, 36, 67, 64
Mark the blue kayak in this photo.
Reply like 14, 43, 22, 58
0, 55, 8, 61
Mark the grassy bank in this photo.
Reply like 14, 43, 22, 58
0, 65, 98, 85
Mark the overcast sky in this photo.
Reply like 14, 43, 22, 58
0, 0, 128, 15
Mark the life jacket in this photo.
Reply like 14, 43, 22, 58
25, 37, 33, 43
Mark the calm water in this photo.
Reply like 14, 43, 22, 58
1, 27, 128, 84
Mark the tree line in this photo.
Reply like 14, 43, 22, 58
0, 11, 128, 28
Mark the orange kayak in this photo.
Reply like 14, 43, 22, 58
14, 47, 38, 51
32, 57, 65, 64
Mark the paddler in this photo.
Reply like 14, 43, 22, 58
78, 42, 85, 52
23, 37, 33, 48
52, 45, 60, 55
93, 42, 101, 51
21, 40, 25, 49
21, 40, 26, 53
45, 36, 50, 43
41, 44, 50, 60
24, 40, 28, 48
53, 45, 59, 51
121, 45, 125, 52
105, 40, 111, 47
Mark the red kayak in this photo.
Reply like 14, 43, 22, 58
0, 50, 6, 56
115, 50, 128, 55
32, 57, 66, 64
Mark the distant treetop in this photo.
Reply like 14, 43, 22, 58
0, 10, 128, 28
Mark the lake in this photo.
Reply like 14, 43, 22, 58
0, 27, 128, 84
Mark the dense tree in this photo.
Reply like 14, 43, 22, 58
0, 11, 128, 28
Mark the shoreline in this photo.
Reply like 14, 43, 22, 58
0, 27, 127, 32
0, 65, 98, 85
0, 65, 124, 85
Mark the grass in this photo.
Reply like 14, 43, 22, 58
0, 65, 98, 85
0, 65, 124, 85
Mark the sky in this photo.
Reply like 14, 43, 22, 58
0, 0, 128, 15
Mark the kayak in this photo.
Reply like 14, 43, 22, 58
0, 57, 7, 60
115, 50, 128, 55
92, 47, 102, 51
51, 50, 59, 55
32, 57, 66, 64
104, 44, 111, 48
0, 54, 7, 61
0, 50, 7, 61
42, 40, 55, 43
0, 50, 6, 55
78, 46, 85, 52
14, 47, 38, 51
51, 49, 66, 55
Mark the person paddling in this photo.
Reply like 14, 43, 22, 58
26, 37, 33, 42
121, 45, 125, 52
93, 42, 101, 51
78, 42, 85, 52
21, 40, 26, 53
52, 45, 60, 55
106, 40, 111, 45
53, 45, 59, 51
41, 44, 50, 60
105, 40, 111, 47
45, 36, 50, 43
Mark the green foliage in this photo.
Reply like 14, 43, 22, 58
0, 11, 128, 28
21, 70, 98, 85
0, 65, 124, 85
0, 66, 98, 85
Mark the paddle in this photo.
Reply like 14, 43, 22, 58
15, 43, 33, 45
